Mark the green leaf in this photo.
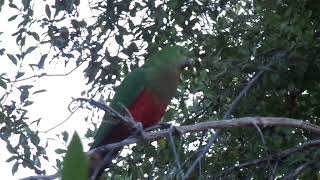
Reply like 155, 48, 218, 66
74, 0, 80, 6
19, 134, 28, 145
18, 85, 33, 90
55, 148, 67, 154
62, 132, 88, 180
32, 89, 47, 95
7, 54, 17, 65
8, 2, 18, 10
45, 4, 51, 19
115, 35, 124, 46
20, 88, 29, 102
15, 72, 25, 79
6, 156, 17, 163
0, 0, 4, 12
30, 133, 40, 145
62, 131, 69, 143
0, 78, 7, 89
8, 15, 18, 21
38, 54, 47, 69
0, 48, 5, 55
24, 46, 37, 55
30, 32, 40, 41
23, 100, 34, 107
22, 0, 31, 11
11, 162, 19, 175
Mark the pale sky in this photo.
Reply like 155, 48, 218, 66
0, 1, 97, 179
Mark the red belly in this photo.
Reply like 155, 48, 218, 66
129, 88, 168, 128
97, 88, 168, 146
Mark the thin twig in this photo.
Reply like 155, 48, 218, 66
13, 63, 83, 83
283, 160, 317, 180
19, 172, 59, 180
268, 161, 279, 180
251, 119, 266, 146
251, 119, 270, 170
216, 139, 320, 178
168, 126, 184, 179
43, 107, 80, 133
71, 98, 142, 131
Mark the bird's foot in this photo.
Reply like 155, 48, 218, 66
132, 122, 147, 140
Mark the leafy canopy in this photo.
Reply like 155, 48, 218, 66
1, 0, 320, 179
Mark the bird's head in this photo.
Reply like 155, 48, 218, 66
146, 45, 193, 71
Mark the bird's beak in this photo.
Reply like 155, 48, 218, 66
180, 58, 193, 70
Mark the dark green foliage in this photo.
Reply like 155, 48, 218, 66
1, 0, 320, 179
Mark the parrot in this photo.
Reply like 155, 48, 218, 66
89, 45, 191, 178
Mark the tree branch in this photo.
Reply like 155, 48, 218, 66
19, 173, 59, 180
183, 63, 272, 178
22, 116, 320, 180
216, 139, 320, 178
88, 117, 320, 155
283, 159, 318, 180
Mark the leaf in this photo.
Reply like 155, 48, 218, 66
19, 134, 28, 145
128, 42, 139, 52
33, 89, 47, 95
8, 2, 18, 10
11, 162, 19, 175
0, 48, 5, 55
62, 132, 88, 180
0, 78, 7, 89
0, 0, 3, 12
23, 100, 33, 107
18, 85, 33, 90
38, 54, 48, 69
20, 88, 29, 102
7, 54, 17, 65
33, 155, 41, 167
15, 72, 25, 79
30, 32, 40, 41
55, 148, 67, 154
22, 0, 31, 11
24, 46, 37, 55
62, 131, 69, 143
30, 134, 40, 145
6, 156, 17, 163
74, 0, 80, 6
6, 144, 15, 154
45, 4, 51, 19
115, 35, 124, 46
8, 15, 18, 22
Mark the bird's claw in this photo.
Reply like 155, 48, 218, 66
132, 122, 147, 140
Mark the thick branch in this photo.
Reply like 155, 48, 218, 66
89, 117, 320, 154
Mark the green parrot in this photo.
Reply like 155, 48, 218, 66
89, 45, 191, 178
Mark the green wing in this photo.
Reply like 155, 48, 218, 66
90, 67, 148, 149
